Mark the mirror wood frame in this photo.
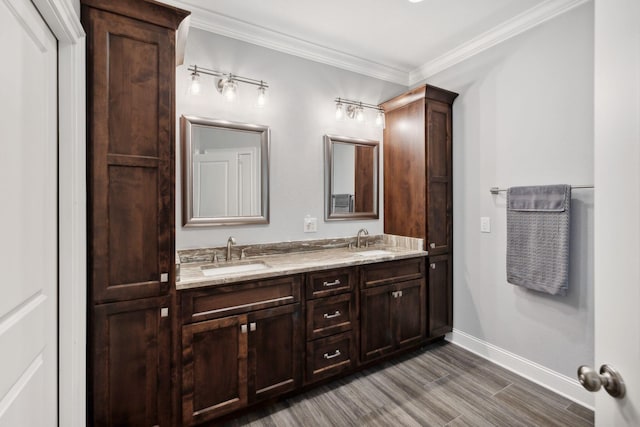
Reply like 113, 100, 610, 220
324, 134, 379, 221
181, 115, 270, 227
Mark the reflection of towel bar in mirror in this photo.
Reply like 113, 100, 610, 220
490, 185, 594, 195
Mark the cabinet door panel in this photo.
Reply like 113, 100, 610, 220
92, 297, 170, 427
87, 8, 175, 303
426, 100, 452, 255
395, 279, 426, 348
428, 255, 453, 337
182, 314, 248, 426
360, 286, 394, 362
249, 304, 302, 401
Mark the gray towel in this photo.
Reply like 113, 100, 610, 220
506, 185, 571, 296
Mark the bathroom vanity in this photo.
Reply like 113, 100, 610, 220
176, 239, 434, 425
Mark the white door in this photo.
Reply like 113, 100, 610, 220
0, 0, 58, 425
593, 0, 640, 425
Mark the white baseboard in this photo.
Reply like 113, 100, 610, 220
446, 329, 594, 410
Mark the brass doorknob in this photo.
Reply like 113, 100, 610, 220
577, 364, 626, 398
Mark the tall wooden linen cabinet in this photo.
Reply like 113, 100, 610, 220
82, 0, 189, 425
381, 85, 458, 338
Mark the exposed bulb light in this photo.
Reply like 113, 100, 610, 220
355, 105, 365, 122
375, 110, 386, 128
335, 99, 345, 120
188, 66, 201, 95
219, 78, 238, 102
256, 84, 267, 107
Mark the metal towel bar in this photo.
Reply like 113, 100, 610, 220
489, 185, 594, 195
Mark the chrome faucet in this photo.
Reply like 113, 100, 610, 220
356, 228, 369, 248
226, 236, 236, 262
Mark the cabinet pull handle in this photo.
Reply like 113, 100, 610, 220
241, 324, 248, 334
323, 279, 341, 287
160, 307, 169, 318
323, 310, 341, 319
324, 349, 341, 360
430, 263, 436, 270
250, 322, 256, 332
160, 272, 169, 282
392, 290, 403, 298
429, 243, 436, 249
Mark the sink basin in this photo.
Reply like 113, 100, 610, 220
201, 261, 270, 277
354, 249, 393, 257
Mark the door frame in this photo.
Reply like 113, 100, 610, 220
30, 1, 86, 426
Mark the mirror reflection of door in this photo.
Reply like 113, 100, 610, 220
193, 146, 259, 217
355, 145, 374, 213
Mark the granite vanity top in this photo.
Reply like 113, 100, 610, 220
177, 235, 427, 290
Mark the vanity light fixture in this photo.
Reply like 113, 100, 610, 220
187, 64, 269, 106
334, 97, 385, 128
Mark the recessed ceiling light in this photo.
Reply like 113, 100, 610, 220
408, 0, 424, 3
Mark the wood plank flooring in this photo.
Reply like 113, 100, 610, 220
224, 341, 593, 427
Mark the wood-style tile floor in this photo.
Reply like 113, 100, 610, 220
224, 341, 593, 427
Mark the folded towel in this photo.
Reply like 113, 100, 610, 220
506, 185, 571, 296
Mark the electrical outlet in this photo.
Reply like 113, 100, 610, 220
304, 216, 318, 233
480, 217, 491, 233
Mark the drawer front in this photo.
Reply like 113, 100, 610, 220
181, 275, 302, 323
307, 268, 354, 299
306, 332, 354, 384
361, 258, 425, 288
307, 294, 353, 340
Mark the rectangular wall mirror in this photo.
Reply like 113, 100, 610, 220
181, 115, 270, 226
324, 134, 379, 221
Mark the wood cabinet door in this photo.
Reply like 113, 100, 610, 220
86, 7, 175, 304
249, 304, 302, 402
92, 296, 171, 427
426, 100, 453, 256
394, 279, 426, 349
360, 285, 394, 362
181, 314, 248, 426
428, 254, 453, 337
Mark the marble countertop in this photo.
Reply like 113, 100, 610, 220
177, 244, 427, 290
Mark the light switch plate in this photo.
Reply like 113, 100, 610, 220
480, 217, 491, 233
304, 216, 318, 233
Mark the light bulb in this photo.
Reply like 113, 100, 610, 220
335, 102, 344, 120
356, 106, 365, 122
188, 72, 201, 95
222, 79, 237, 102
375, 110, 385, 128
256, 85, 267, 107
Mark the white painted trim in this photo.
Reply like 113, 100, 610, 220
32, 1, 87, 426
446, 329, 595, 410
409, 0, 591, 84
161, 0, 411, 85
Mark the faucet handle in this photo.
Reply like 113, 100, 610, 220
212, 252, 219, 263
240, 248, 249, 260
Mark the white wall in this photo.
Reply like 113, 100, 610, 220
425, 3, 594, 399
177, 29, 405, 249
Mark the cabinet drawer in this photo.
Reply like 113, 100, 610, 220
306, 268, 355, 299
307, 294, 353, 340
306, 332, 354, 384
181, 275, 302, 323
361, 258, 425, 288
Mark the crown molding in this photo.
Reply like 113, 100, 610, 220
409, 0, 591, 85
163, 0, 590, 88
164, 0, 411, 85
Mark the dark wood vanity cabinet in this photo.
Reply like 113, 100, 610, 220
381, 85, 457, 337
82, 0, 189, 425
359, 259, 426, 363
180, 276, 303, 426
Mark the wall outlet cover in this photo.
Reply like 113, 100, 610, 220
304, 216, 318, 233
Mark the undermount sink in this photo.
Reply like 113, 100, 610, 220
354, 249, 393, 257
201, 261, 270, 277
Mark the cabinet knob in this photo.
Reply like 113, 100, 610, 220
160, 272, 169, 282
430, 263, 436, 270
429, 243, 435, 249
250, 322, 257, 332
160, 307, 169, 318
241, 324, 248, 334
